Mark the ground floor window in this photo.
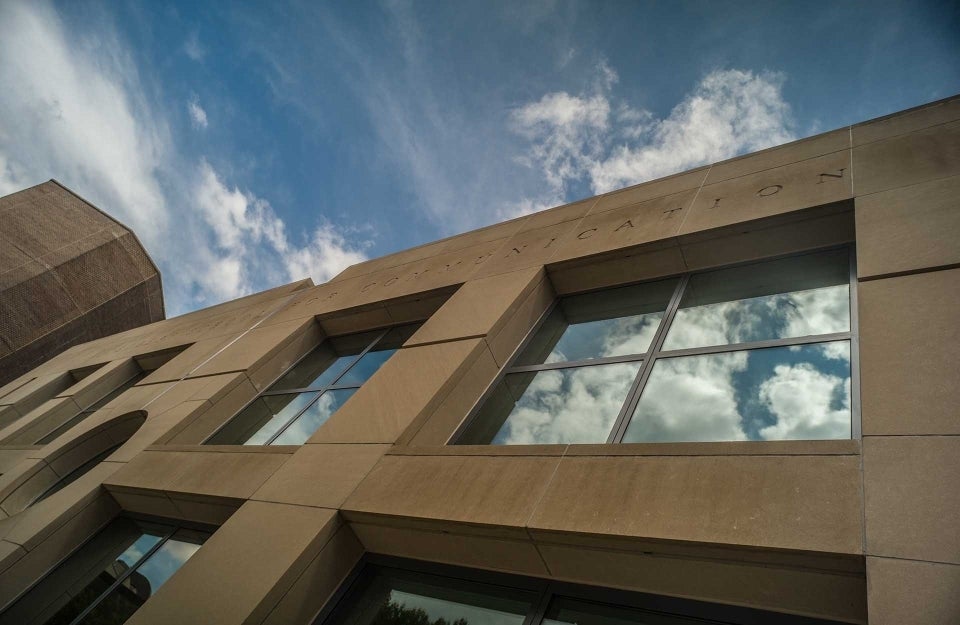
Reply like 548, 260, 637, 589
0, 517, 209, 625
317, 557, 845, 625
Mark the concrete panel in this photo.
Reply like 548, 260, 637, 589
539, 542, 866, 624
529, 455, 862, 554
104, 449, 290, 501
189, 317, 316, 381
548, 192, 694, 265
549, 244, 687, 296
54, 358, 139, 410
855, 175, 960, 279
350, 522, 550, 577
866, 556, 960, 625
863, 436, 960, 564
485, 275, 554, 367
252, 443, 390, 509
853, 120, 960, 196
591, 167, 708, 213
147, 336, 235, 383
406, 267, 544, 347
852, 96, 960, 145
261, 525, 364, 625
859, 269, 960, 435
125, 501, 338, 625
162, 378, 258, 445
310, 339, 488, 444
706, 128, 851, 184
471, 220, 582, 279
403, 343, 500, 446
343, 454, 561, 533
681, 150, 852, 236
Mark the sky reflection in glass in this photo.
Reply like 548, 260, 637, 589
516, 279, 676, 365
271, 388, 357, 445
663, 249, 850, 351
462, 362, 641, 445
623, 341, 851, 443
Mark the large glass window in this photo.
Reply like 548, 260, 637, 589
455, 248, 856, 445
205, 324, 420, 446
1, 518, 209, 625
319, 559, 846, 625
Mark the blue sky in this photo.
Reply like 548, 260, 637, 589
1, 1, 957, 315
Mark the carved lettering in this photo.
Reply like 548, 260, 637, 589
474, 253, 492, 265
442, 261, 462, 272
382, 277, 399, 287
709, 197, 722, 209
407, 268, 430, 281
577, 229, 598, 240
360, 282, 377, 293
757, 185, 782, 197
614, 219, 634, 232
818, 168, 846, 184
322, 291, 338, 301
663, 207, 683, 218
543, 237, 557, 249
507, 245, 526, 256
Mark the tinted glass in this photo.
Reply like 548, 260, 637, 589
516, 279, 677, 365
459, 362, 642, 445
662, 250, 850, 351
270, 388, 357, 445
336, 349, 395, 386
328, 568, 535, 625
545, 597, 703, 625
206, 392, 318, 445
269, 343, 351, 391
623, 341, 851, 443
39, 527, 164, 625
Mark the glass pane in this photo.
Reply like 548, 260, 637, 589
328, 567, 535, 625
546, 596, 703, 625
270, 343, 354, 391
623, 341, 851, 443
516, 279, 677, 365
37, 524, 164, 625
458, 363, 642, 445
662, 250, 850, 351
270, 388, 357, 445
205, 392, 318, 445
336, 349, 395, 386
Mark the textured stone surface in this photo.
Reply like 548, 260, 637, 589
0, 181, 164, 386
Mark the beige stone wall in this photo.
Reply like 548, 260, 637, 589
0, 96, 958, 624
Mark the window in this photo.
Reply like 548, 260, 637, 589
454, 248, 856, 445
205, 324, 421, 446
318, 558, 844, 625
2, 517, 209, 625
35, 372, 148, 445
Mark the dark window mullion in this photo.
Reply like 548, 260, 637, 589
66, 527, 176, 625
504, 352, 647, 374
609, 275, 690, 444
262, 391, 327, 446
324, 328, 390, 388
655, 331, 852, 359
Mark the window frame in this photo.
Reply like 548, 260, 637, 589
202, 324, 415, 446
314, 554, 848, 625
0, 514, 214, 625
450, 246, 861, 445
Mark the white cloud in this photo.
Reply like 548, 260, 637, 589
511, 65, 796, 208
759, 364, 850, 440
0, 0, 367, 314
183, 31, 205, 62
187, 97, 208, 129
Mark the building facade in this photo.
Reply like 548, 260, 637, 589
0, 97, 957, 624
0, 180, 164, 387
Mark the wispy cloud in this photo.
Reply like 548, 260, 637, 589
0, 0, 366, 315
187, 96, 208, 129
508, 64, 796, 217
183, 31, 205, 62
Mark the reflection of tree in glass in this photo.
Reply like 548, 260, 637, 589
373, 601, 469, 625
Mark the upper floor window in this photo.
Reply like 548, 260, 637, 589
454, 248, 855, 445
205, 324, 420, 446
34, 372, 148, 445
